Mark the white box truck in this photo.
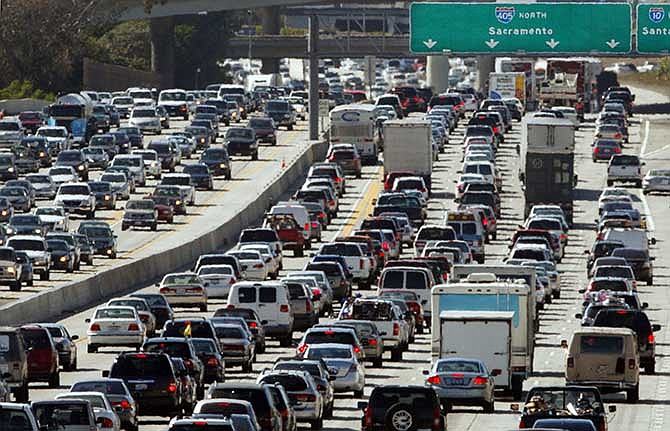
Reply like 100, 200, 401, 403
382, 119, 433, 190
436, 310, 514, 393
489, 72, 526, 106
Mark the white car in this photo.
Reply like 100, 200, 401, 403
35, 206, 69, 231
197, 264, 237, 298
226, 250, 268, 281
48, 166, 78, 186
133, 149, 162, 179
56, 392, 121, 431
36, 126, 70, 151
240, 243, 280, 279
161, 173, 196, 206
158, 272, 208, 312
86, 306, 145, 353
128, 107, 161, 135
106, 297, 157, 337
54, 182, 96, 219
391, 176, 429, 201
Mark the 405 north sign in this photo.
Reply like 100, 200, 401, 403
409, 2, 632, 54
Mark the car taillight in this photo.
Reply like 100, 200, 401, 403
393, 323, 399, 336
493, 126, 498, 134
615, 147, 621, 153
140, 315, 149, 322
253, 263, 263, 268
472, 376, 488, 385
227, 304, 235, 309
279, 408, 289, 418
629, 358, 636, 369
249, 321, 257, 328
442, 271, 449, 281
382, 241, 389, 251
567, 357, 574, 368
648, 333, 655, 343
159, 288, 169, 294
298, 344, 308, 353
89, 323, 101, 332
311, 222, 319, 228
259, 418, 272, 428
615, 133, 621, 139
207, 357, 219, 366
519, 419, 527, 429
360, 258, 365, 269
304, 223, 310, 231
482, 217, 488, 226
368, 339, 377, 346
183, 359, 194, 369
328, 156, 335, 161
426, 375, 441, 385
432, 405, 441, 430
365, 406, 373, 427
120, 400, 131, 409
168, 381, 177, 393
305, 299, 311, 312
576, 103, 583, 110
295, 393, 316, 402
100, 418, 114, 428
128, 323, 140, 331
353, 346, 361, 354
318, 212, 326, 219
280, 304, 289, 312
413, 96, 419, 102
593, 147, 600, 153
334, 177, 341, 183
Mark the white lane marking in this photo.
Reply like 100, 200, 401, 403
642, 143, 670, 159
640, 120, 655, 232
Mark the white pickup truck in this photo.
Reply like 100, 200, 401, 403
338, 297, 409, 361
607, 154, 644, 188
316, 242, 373, 289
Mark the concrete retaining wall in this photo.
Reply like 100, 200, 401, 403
0, 140, 327, 325
0, 98, 51, 115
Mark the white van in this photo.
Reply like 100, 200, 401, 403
329, 104, 379, 165
267, 202, 312, 247
226, 281, 294, 346
377, 266, 435, 327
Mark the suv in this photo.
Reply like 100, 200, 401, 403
54, 182, 96, 219
0, 402, 39, 430
264, 100, 296, 130
206, 382, 282, 431
142, 337, 205, 397
0, 247, 22, 291
248, 116, 278, 145
564, 327, 640, 402
19, 325, 59, 388
592, 308, 661, 374
105, 352, 182, 416
78, 222, 117, 259
0, 327, 29, 401
358, 385, 447, 431
607, 154, 644, 187
225, 128, 258, 161
122, 199, 158, 231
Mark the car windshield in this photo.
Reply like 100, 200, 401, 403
11, 215, 40, 225
101, 174, 126, 183
109, 299, 148, 311
50, 168, 72, 176
227, 129, 252, 139
202, 149, 227, 159
71, 381, 127, 395
525, 389, 599, 412
160, 92, 186, 101
32, 403, 93, 428
307, 347, 352, 359
163, 274, 200, 285
89, 183, 112, 192
80, 227, 112, 238
112, 355, 171, 378
198, 266, 233, 276
7, 239, 44, 251
113, 97, 133, 105
436, 360, 481, 373
260, 375, 308, 391
59, 185, 89, 195
0, 249, 14, 261
58, 152, 82, 162
133, 109, 156, 118
0, 188, 24, 197
144, 342, 190, 357
0, 122, 20, 131
95, 308, 135, 319
58, 395, 105, 409
214, 326, 244, 338
37, 128, 66, 137
611, 155, 639, 165
249, 119, 273, 128
127, 200, 154, 210
580, 335, 624, 354
184, 165, 208, 174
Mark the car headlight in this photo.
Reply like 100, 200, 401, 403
39, 152, 45, 157
7, 167, 13, 172
6, 266, 15, 274
104, 195, 111, 201
34, 229, 41, 234
220, 163, 226, 168
78, 165, 85, 171
58, 219, 64, 225
6, 228, 13, 235
175, 200, 182, 206
200, 138, 206, 143
1, 210, 7, 216
59, 256, 68, 262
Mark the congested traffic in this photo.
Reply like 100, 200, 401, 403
0, 54, 666, 431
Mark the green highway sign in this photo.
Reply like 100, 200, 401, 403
410, 2, 632, 54
637, 4, 670, 54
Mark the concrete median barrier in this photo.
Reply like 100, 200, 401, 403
0, 140, 327, 325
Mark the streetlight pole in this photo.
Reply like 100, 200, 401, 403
247, 10, 253, 71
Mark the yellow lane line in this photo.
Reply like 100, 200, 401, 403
339, 166, 384, 238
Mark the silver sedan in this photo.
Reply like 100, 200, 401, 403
424, 357, 497, 412
305, 343, 365, 397
643, 169, 670, 195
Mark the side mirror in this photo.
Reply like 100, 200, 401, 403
510, 403, 519, 411
653, 324, 662, 332
84, 318, 91, 323
575, 313, 583, 319
357, 401, 368, 410
422, 370, 430, 375
102, 370, 110, 378
71, 335, 79, 341
328, 367, 338, 375
560, 340, 568, 349
643, 302, 649, 309
578, 289, 586, 294
491, 369, 501, 376
609, 405, 617, 413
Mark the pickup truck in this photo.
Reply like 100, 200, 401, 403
317, 242, 373, 289
372, 193, 425, 226
607, 154, 644, 188
264, 214, 304, 257
515, 385, 615, 430
339, 298, 409, 361
161, 173, 196, 206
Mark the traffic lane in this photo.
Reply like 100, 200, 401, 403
0, 120, 309, 305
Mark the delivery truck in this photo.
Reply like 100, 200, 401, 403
382, 118, 433, 190
436, 311, 514, 393
489, 72, 526, 107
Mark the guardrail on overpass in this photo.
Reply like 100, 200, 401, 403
227, 35, 411, 58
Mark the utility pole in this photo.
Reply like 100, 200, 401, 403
308, 15, 319, 141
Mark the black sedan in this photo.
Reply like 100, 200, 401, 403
183, 164, 214, 191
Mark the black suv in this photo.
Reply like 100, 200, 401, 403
224, 128, 258, 161
358, 385, 447, 431
105, 352, 181, 416
142, 337, 205, 397
207, 382, 282, 431
593, 308, 661, 374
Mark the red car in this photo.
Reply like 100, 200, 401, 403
150, 195, 175, 223
18, 111, 46, 134
19, 325, 60, 387
265, 214, 305, 257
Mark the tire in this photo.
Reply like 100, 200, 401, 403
14, 383, 29, 403
372, 357, 383, 368
384, 403, 418, 431
126, 421, 139, 431
647, 276, 653, 286
416, 325, 424, 334
121, 224, 128, 231
483, 399, 495, 413
607, 180, 613, 187
225, 172, 232, 180
40, 270, 49, 281
294, 247, 304, 258
27, 278, 33, 287
288, 124, 294, 131
200, 304, 208, 312
636, 180, 642, 188
391, 347, 403, 361
511, 376, 523, 401
258, 343, 266, 354
645, 361, 656, 374
627, 384, 640, 403
9, 280, 21, 292
353, 389, 364, 398
151, 223, 157, 231
311, 418, 323, 430
553, 291, 561, 299
48, 371, 60, 388
280, 333, 292, 347
87, 344, 97, 353
75, 261, 80, 271
251, 151, 259, 161
110, 252, 117, 259
67, 265, 74, 273
242, 361, 253, 373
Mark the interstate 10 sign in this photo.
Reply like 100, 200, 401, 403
637, 4, 670, 54
409, 2, 632, 54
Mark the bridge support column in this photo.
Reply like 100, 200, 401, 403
477, 55, 495, 95
150, 16, 175, 89
427, 56, 450, 94
308, 15, 319, 141
260, 7, 281, 74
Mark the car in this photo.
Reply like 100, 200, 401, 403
122, 199, 158, 231
183, 164, 214, 191
0, 402, 39, 429
190, 337, 225, 384
19, 325, 60, 387
30, 400, 99, 431
225, 127, 258, 160
213, 323, 255, 372
54, 182, 96, 219
303, 343, 365, 397
6, 235, 51, 281
192, 399, 256, 425
592, 139, 621, 162
107, 297, 157, 338
197, 264, 237, 299
142, 337, 205, 396
249, 116, 278, 145
14, 251, 34, 286
199, 147, 232, 179
129, 107, 162, 135
46, 239, 75, 272
0, 154, 18, 180
156, 105, 171, 129
226, 250, 268, 281
161, 173, 196, 206
357, 385, 447, 431
100, 172, 131, 200
607, 154, 644, 187
55, 391, 121, 431
70, 379, 139, 431
213, 307, 267, 354
157, 272, 208, 312
0, 187, 30, 213
328, 148, 362, 178
35, 206, 69, 232
78, 221, 117, 258
104, 352, 182, 417
39, 323, 78, 372
424, 357, 497, 412
152, 185, 186, 215
130, 293, 174, 330
111, 155, 147, 187
133, 150, 162, 180
642, 168, 670, 194
264, 100, 296, 130
0, 247, 23, 291
86, 306, 145, 353
56, 149, 89, 181
206, 382, 283, 431
331, 320, 384, 368
258, 371, 324, 429
563, 327, 640, 402
0, 327, 30, 401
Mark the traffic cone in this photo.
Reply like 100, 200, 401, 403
281, 159, 286, 169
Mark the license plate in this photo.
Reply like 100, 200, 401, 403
135, 383, 148, 390
447, 378, 464, 385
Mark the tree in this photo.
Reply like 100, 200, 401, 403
96, 21, 152, 71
